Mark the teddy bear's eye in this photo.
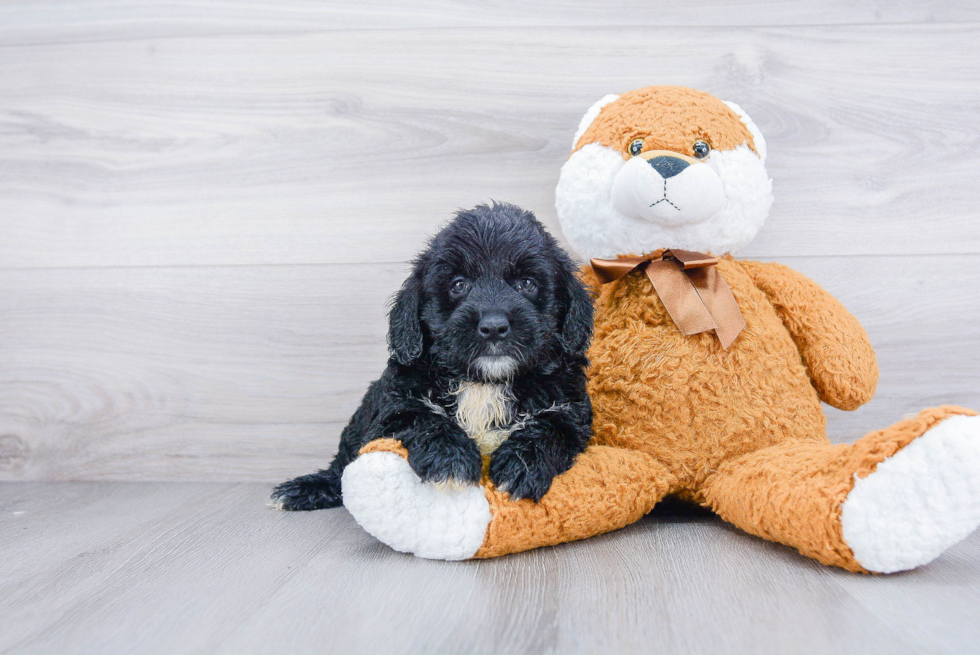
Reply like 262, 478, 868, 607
693, 140, 711, 159
628, 138, 645, 156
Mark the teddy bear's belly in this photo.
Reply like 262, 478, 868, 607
586, 273, 827, 489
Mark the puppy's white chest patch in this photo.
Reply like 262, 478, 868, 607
453, 382, 515, 456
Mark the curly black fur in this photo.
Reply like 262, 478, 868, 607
271, 202, 594, 509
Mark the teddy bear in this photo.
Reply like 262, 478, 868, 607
339, 85, 980, 573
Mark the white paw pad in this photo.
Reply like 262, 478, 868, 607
841, 414, 980, 573
340, 452, 491, 560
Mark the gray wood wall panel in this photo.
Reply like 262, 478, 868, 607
2, 256, 976, 481
1, 4, 978, 480
3, 0, 979, 45
2, 23, 980, 269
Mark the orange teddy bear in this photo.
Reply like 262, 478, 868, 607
340, 86, 980, 573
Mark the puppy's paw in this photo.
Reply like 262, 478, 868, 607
489, 436, 559, 502
270, 470, 342, 511
406, 435, 483, 487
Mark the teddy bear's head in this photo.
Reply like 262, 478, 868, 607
555, 86, 773, 260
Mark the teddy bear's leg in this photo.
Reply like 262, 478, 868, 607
341, 438, 676, 560
473, 444, 677, 558
700, 406, 980, 573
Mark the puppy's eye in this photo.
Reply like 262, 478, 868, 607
515, 278, 537, 294
449, 277, 469, 296
693, 140, 711, 159
628, 138, 645, 157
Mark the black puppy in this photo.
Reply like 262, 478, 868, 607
271, 202, 593, 510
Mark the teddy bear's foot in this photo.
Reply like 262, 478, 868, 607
341, 446, 491, 560
841, 414, 980, 573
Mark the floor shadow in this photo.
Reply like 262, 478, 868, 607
646, 496, 717, 522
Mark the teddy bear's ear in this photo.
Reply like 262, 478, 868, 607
570, 94, 620, 150
723, 100, 767, 162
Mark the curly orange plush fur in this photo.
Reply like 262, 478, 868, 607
573, 86, 760, 158
472, 260, 972, 571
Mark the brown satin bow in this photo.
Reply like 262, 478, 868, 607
590, 249, 746, 349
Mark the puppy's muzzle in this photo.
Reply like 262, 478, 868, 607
611, 149, 727, 227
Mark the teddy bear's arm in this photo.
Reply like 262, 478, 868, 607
740, 260, 878, 411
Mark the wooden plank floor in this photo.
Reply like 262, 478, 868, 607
2, 482, 979, 654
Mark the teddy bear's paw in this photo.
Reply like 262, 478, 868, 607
341, 451, 491, 560
841, 414, 980, 573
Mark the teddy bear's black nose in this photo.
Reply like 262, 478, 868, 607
478, 313, 510, 341
647, 156, 690, 179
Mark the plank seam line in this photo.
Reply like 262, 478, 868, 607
1, 252, 979, 273
1, 20, 980, 49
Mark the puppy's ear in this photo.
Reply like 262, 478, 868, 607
556, 256, 595, 356
387, 274, 424, 366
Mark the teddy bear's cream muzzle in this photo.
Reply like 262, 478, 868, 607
611, 149, 727, 227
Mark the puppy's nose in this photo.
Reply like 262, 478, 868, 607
647, 156, 690, 179
478, 313, 510, 341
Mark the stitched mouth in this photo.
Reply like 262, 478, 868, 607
649, 197, 679, 211
649, 179, 679, 211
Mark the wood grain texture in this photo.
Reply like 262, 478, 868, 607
1, 255, 977, 481
1, 482, 978, 654
2, 23, 980, 268
2, 0, 979, 46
